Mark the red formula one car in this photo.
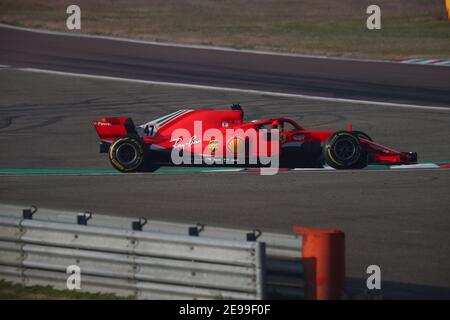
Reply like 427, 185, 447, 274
93, 104, 417, 172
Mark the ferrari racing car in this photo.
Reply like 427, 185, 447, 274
93, 105, 417, 172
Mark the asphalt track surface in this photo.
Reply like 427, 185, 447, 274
1, 25, 450, 298
1, 25, 450, 107
1, 67, 450, 298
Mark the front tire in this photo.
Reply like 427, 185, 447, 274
323, 131, 367, 169
108, 137, 151, 172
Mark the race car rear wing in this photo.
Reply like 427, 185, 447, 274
93, 117, 137, 141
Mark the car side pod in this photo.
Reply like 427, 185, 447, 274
293, 226, 345, 300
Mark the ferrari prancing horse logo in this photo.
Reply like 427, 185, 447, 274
227, 137, 244, 154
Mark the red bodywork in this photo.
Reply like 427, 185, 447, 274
93, 108, 417, 168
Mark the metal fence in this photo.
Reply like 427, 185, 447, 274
0, 204, 304, 299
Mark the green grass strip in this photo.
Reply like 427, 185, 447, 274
0, 168, 118, 174
0, 161, 448, 175
0, 279, 133, 300
0, 167, 242, 175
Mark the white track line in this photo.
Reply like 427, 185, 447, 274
292, 167, 335, 171
435, 61, 450, 66
202, 163, 448, 172
17, 67, 450, 112
390, 163, 440, 169
202, 168, 246, 173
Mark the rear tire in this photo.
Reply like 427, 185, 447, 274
108, 137, 158, 172
323, 131, 367, 169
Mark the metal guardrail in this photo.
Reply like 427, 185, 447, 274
0, 204, 304, 299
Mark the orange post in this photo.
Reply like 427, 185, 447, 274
447, 0, 450, 20
293, 226, 345, 300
